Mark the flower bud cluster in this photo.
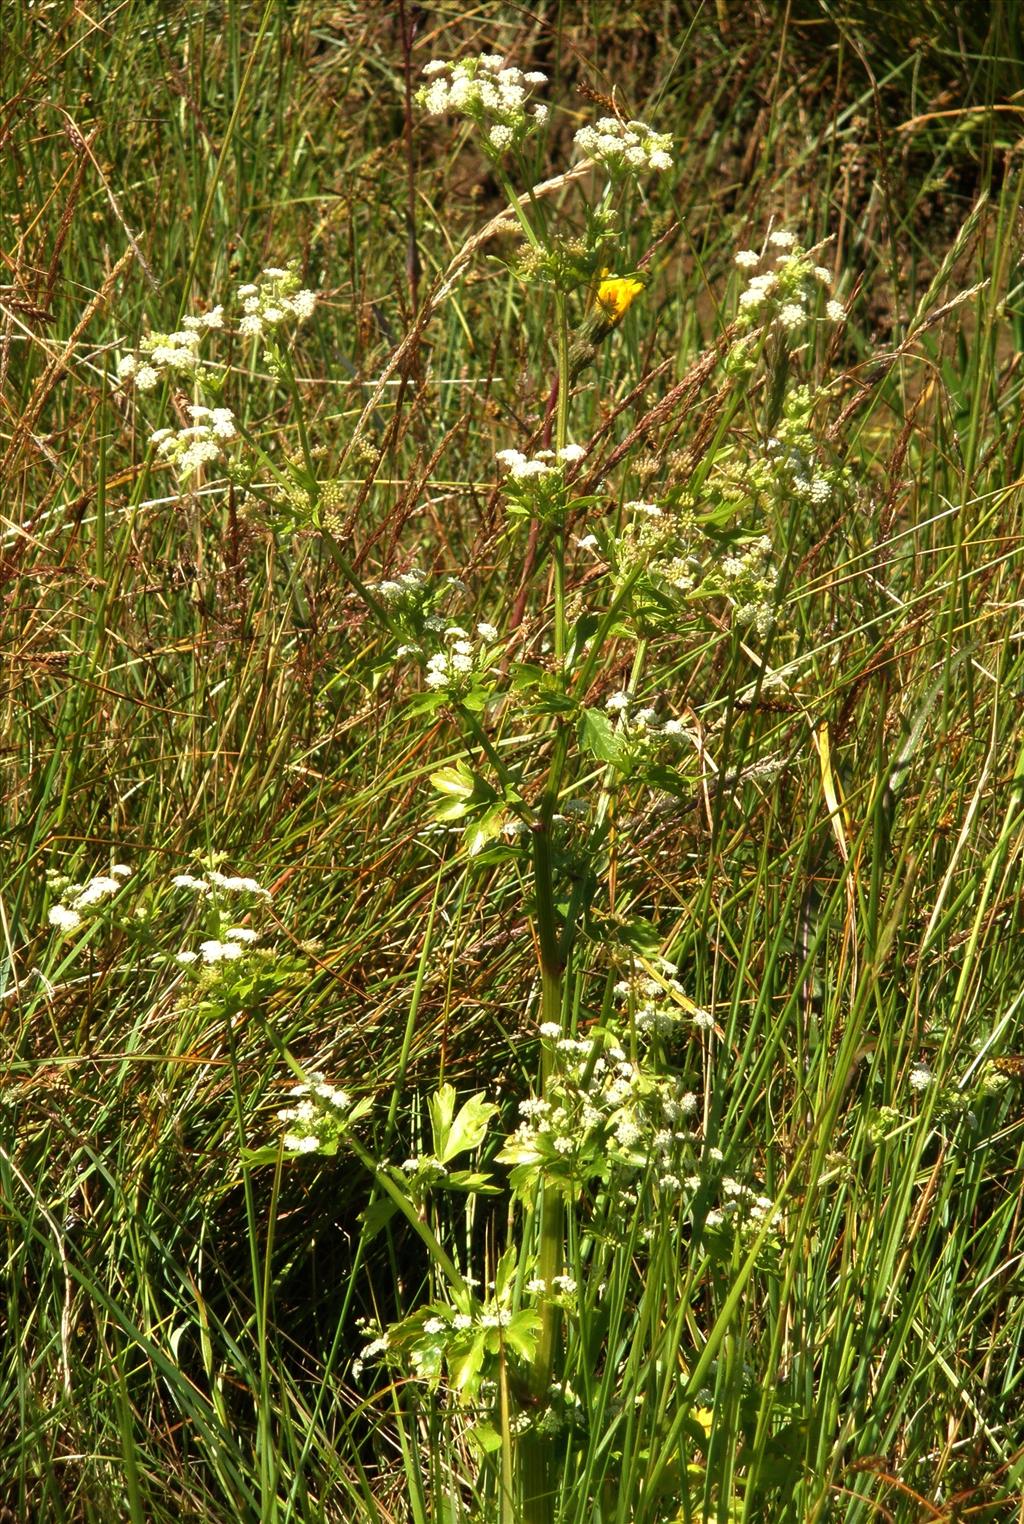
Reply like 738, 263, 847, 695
604, 689, 687, 745
353, 1279, 523, 1389
276, 1073, 353, 1155
743, 387, 849, 519
416, 54, 549, 154
703, 1175, 777, 1242
47, 864, 132, 932
613, 968, 714, 1037
116, 314, 220, 392
497, 1025, 702, 1196
151, 406, 237, 480
734, 230, 844, 336
574, 116, 673, 178
237, 268, 316, 340
372, 566, 429, 612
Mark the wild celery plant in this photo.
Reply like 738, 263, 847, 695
97, 55, 856, 1524
112, 52, 853, 1524
14, 12, 1024, 1524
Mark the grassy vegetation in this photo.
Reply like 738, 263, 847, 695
5, 2, 1024, 1519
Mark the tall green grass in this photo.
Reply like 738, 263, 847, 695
3, 3, 1024, 1519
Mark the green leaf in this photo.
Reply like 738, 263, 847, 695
428, 1084, 457, 1159
465, 805, 507, 856
360, 1194, 399, 1239
441, 1091, 498, 1163
504, 1309, 541, 1363
429, 763, 476, 800
450, 1333, 486, 1395
465, 1422, 503, 1456
580, 708, 626, 768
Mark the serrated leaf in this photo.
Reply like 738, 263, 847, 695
450, 1333, 486, 1394
430, 763, 475, 799
579, 708, 626, 768
441, 1091, 498, 1163
504, 1309, 542, 1363
465, 806, 506, 856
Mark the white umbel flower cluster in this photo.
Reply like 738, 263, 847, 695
574, 116, 673, 178
47, 864, 132, 931
236, 267, 316, 340
734, 232, 844, 336
613, 968, 711, 1037
170, 867, 271, 898
416, 54, 549, 153
496, 443, 587, 524
116, 316, 219, 392
150, 405, 237, 479
496, 442, 585, 480
422, 623, 499, 696
277, 1073, 355, 1155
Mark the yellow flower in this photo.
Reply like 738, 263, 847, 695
596, 270, 644, 321
691, 1405, 715, 1437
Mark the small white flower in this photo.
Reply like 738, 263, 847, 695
284, 1133, 319, 1154
48, 904, 81, 931
73, 875, 121, 907
135, 365, 159, 390
110, 864, 133, 879
199, 939, 243, 963
508, 457, 550, 480
175, 949, 200, 965
423, 1317, 446, 1335
225, 926, 258, 943
605, 691, 630, 713
476, 622, 499, 641
625, 499, 661, 517
768, 229, 796, 248
825, 298, 846, 322
171, 873, 208, 892
557, 443, 586, 462
539, 1022, 561, 1039
909, 1063, 933, 1091
734, 249, 760, 269
778, 302, 805, 331
289, 289, 316, 320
